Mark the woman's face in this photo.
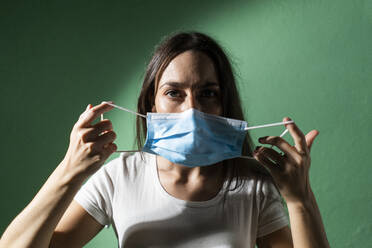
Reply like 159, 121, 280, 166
153, 50, 222, 115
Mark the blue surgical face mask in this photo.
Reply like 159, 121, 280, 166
142, 108, 247, 166
102, 102, 293, 167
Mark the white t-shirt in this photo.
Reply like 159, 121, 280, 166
74, 152, 288, 248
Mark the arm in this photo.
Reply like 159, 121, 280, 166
256, 226, 293, 248
49, 200, 104, 248
254, 118, 330, 248
0, 102, 117, 248
286, 190, 329, 248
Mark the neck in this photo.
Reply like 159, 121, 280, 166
156, 156, 224, 184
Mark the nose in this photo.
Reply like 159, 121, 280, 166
184, 93, 201, 111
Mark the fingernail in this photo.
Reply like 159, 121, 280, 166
86, 104, 91, 110
258, 136, 268, 142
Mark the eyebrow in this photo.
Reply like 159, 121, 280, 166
158, 81, 220, 90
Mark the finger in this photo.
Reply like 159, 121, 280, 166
86, 143, 117, 173
253, 146, 282, 175
82, 120, 113, 142
76, 127, 94, 142
258, 135, 297, 158
259, 146, 286, 165
78, 102, 114, 128
93, 119, 113, 135
92, 131, 117, 150
89, 143, 117, 168
305, 129, 319, 152
101, 143, 117, 159
283, 117, 308, 154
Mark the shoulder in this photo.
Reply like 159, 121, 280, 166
104, 151, 154, 174
92, 152, 154, 183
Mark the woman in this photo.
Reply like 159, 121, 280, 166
0, 32, 329, 247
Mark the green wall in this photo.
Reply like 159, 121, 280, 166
1, 0, 371, 247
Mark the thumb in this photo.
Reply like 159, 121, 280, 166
305, 129, 319, 152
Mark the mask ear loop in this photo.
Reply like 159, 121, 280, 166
243, 120, 294, 131
101, 101, 294, 155
240, 123, 292, 160
101, 101, 146, 153
102, 101, 146, 118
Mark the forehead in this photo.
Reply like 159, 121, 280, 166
158, 50, 218, 86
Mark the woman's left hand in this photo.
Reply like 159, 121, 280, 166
253, 117, 319, 204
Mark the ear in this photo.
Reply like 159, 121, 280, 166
151, 104, 156, 112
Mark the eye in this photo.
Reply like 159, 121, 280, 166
200, 89, 218, 97
165, 90, 181, 98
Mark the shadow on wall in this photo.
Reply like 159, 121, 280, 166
0, 0, 258, 243
2, 0, 371, 247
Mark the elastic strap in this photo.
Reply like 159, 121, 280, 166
102, 101, 146, 118
100, 101, 292, 153
244, 120, 294, 130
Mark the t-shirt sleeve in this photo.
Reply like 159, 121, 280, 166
74, 159, 116, 227
256, 179, 289, 237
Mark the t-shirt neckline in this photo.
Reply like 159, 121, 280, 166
147, 152, 225, 208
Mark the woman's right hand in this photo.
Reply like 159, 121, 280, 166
61, 102, 117, 183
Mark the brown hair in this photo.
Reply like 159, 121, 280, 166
136, 31, 262, 194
